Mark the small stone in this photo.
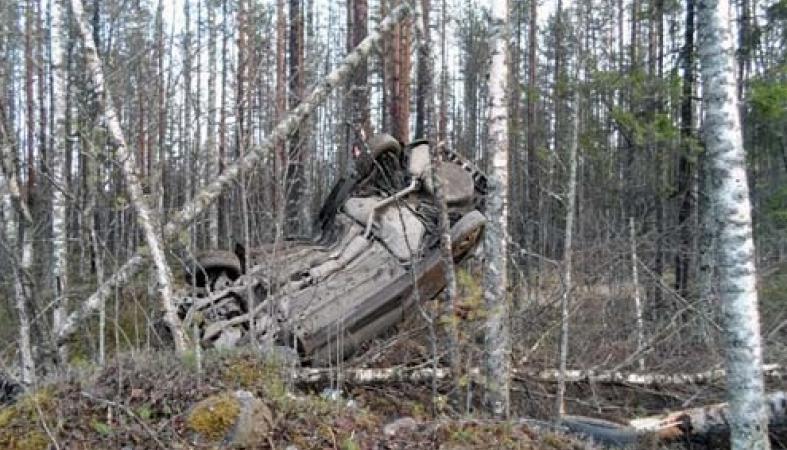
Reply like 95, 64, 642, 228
321, 388, 343, 401
383, 417, 418, 437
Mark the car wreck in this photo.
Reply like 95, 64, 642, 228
176, 135, 487, 365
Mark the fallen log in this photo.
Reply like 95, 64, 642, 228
293, 364, 784, 387
528, 364, 784, 386
293, 366, 786, 446
628, 390, 787, 439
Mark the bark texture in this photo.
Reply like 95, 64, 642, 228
557, 77, 580, 418
482, 0, 511, 419
66, 0, 188, 353
50, 0, 69, 350
697, 0, 770, 447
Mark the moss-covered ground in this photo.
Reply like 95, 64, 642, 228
0, 348, 593, 449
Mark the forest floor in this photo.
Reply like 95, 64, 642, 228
1, 262, 785, 449
0, 348, 597, 449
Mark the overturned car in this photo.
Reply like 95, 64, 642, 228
177, 135, 487, 364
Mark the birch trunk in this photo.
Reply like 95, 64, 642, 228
50, 0, 69, 357
697, 0, 770, 447
556, 65, 580, 419
2, 173, 35, 385
55, 3, 414, 347
66, 0, 188, 353
207, 0, 219, 248
294, 365, 786, 387
630, 217, 645, 371
483, 0, 511, 418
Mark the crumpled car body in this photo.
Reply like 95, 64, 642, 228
178, 136, 487, 364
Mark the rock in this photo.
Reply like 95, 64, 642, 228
231, 390, 274, 447
187, 390, 273, 447
383, 416, 418, 437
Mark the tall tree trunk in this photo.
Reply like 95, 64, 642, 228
1, 168, 35, 385
66, 0, 188, 354
630, 217, 645, 370
556, 86, 580, 420
51, 0, 69, 359
675, 0, 695, 301
286, 0, 305, 236
557, 7, 583, 417
414, 0, 431, 138
25, 0, 35, 210
207, 0, 218, 248
385, 0, 411, 143
483, 0, 511, 419
697, 0, 770, 446
348, 0, 370, 136
525, 0, 537, 268
437, 0, 447, 142
275, 0, 286, 228
219, 0, 228, 245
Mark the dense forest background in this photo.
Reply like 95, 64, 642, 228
1, 0, 786, 430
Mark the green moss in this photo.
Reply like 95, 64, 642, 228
341, 437, 361, 450
7, 431, 49, 450
223, 358, 262, 389
0, 389, 56, 450
186, 392, 241, 441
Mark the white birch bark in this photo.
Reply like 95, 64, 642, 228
629, 217, 645, 371
55, 3, 414, 347
207, 2, 219, 249
19, 235, 36, 385
2, 173, 35, 385
556, 79, 580, 419
295, 365, 786, 387
483, 0, 511, 418
50, 0, 69, 354
66, 0, 188, 353
697, 0, 770, 447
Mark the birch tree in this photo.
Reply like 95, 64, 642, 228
66, 0, 188, 353
697, 0, 770, 447
0, 106, 35, 384
1, 172, 35, 386
556, 50, 580, 420
483, 0, 511, 418
50, 0, 69, 356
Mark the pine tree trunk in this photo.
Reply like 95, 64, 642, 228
483, 0, 511, 419
697, 0, 771, 447
348, 0, 370, 136
66, 0, 188, 354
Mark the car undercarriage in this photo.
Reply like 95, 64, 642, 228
176, 135, 487, 365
